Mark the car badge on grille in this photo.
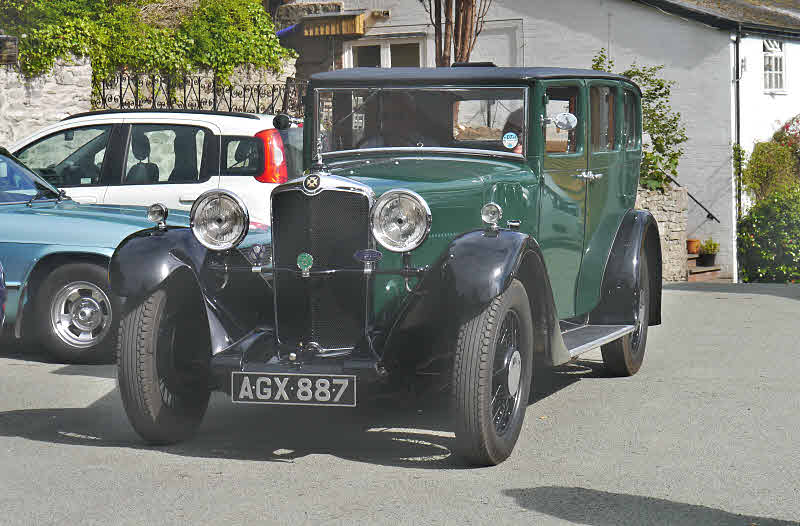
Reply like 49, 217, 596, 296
303, 174, 321, 193
297, 252, 314, 277
354, 249, 383, 263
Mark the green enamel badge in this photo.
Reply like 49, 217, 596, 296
297, 252, 314, 271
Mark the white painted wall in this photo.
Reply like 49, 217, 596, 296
739, 35, 800, 152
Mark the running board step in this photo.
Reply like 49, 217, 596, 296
562, 324, 636, 358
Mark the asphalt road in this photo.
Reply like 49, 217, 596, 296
0, 283, 798, 525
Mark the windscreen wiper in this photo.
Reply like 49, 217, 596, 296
26, 188, 50, 207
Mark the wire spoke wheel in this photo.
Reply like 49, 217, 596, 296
490, 310, 523, 436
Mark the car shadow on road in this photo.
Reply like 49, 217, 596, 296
0, 357, 606, 469
664, 282, 800, 301
503, 486, 797, 526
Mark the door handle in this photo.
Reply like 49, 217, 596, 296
575, 171, 603, 181
179, 194, 199, 204
71, 196, 97, 204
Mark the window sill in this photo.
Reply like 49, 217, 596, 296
764, 90, 788, 95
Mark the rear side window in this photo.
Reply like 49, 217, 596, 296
15, 125, 112, 187
222, 137, 264, 176
590, 86, 616, 152
623, 90, 639, 150
123, 124, 208, 185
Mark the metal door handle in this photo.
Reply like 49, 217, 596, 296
576, 171, 603, 181
72, 196, 97, 204
179, 194, 199, 204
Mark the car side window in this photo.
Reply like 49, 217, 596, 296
590, 86, 616, 152
544, 87, 580, 154
222, 137, 263, 176
123, 124, 207, 185
15, 125, 112, 187
623, 90, 639, 150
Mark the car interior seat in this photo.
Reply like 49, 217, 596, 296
168, 131, 199, 183
125, 131, 159, 184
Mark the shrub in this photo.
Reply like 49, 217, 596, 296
699, 238, 719, 255
772, 113, 800, 166
742, 141, 799, 202
738, 188, 800, 282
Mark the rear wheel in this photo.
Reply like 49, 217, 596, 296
451, 280, 534, 466
602, 253, 650, 376
117, 288, 210, 444
35, 262, 117, 363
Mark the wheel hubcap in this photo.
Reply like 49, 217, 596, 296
50, 281, 112, 349
491, 310, 523, 436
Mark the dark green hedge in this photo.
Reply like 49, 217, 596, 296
738, 188, 800, 283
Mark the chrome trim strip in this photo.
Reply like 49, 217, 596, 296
0, 199, 60, 206
567, 325, 635, 358
323, 147, 525, 161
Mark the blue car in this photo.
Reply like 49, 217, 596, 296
0, 261, 6, 333
0, 147, 188, 361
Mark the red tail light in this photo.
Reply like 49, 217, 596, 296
255, 129, 288, 184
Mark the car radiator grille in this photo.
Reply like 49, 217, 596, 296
272, 189, 370, 350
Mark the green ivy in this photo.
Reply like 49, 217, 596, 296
2, 0, 294, 84
592, 48, 688, 190
738, 188, 800, 283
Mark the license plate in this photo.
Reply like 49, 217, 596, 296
231, 372, 357, 407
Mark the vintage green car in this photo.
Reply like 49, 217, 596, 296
110, 67, 661, 466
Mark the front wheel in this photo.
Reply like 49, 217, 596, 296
451, 279, 534, 466
117, 289, 210, 444
35, 262, 117, 363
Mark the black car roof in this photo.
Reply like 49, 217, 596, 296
311, 67, 640, 91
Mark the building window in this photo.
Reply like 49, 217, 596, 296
344, 37, 424, 68
764, 40, 785, 92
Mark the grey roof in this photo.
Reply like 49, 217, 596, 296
636, 0, 800, 36
311, 67, 639, 90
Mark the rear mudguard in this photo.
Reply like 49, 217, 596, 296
381, 229, 571, 370
589, 209, 662, 326
109, 227, 272, 354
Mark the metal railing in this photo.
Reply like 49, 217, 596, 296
666, 175, 721, 223
91, 73, 307, 116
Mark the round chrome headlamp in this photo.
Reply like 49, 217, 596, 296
190, 190, 249, 251
371, 189, 432, 253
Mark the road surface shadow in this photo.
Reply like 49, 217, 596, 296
665, 282, 800, 301
0, 358, 605, 468
503, 486, 798, 525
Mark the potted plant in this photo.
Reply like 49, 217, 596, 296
687, 238, 701, 254
697, 238, 719, 266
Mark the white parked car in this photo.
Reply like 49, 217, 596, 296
9, 109, 303, 224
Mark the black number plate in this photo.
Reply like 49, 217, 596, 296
231, 372, 357, 407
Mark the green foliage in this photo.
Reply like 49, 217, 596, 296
592, 48, 688, 191
698, 238, 719, 255
742, 141, 798, 202
1, 0, 293, 84
771, 113, 800, 167
738, 188, 800, 283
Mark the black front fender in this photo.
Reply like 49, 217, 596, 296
382, 229, 567, 369
109, 227, 206, 304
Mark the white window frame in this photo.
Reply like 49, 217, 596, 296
763, 39, 787, 94
343, 36, 425, 69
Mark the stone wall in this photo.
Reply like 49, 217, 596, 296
636, 186, 689, 282
0, 57, 93, 147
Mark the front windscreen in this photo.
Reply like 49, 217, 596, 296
316, 87, 527, 156
0, 153, 61, 204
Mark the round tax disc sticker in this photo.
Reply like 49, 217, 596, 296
502, 132, 519, 149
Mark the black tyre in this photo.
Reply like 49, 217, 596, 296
35, 262, 117, 363
117, 289, 210, 444
601, 252, 650, 376
451, 279, 534, 466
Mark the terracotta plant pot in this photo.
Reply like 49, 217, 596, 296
687, 239, 700, 254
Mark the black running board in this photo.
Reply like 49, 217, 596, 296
561, 324, 635, 358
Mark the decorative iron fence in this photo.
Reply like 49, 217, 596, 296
91, 73, 308, 117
